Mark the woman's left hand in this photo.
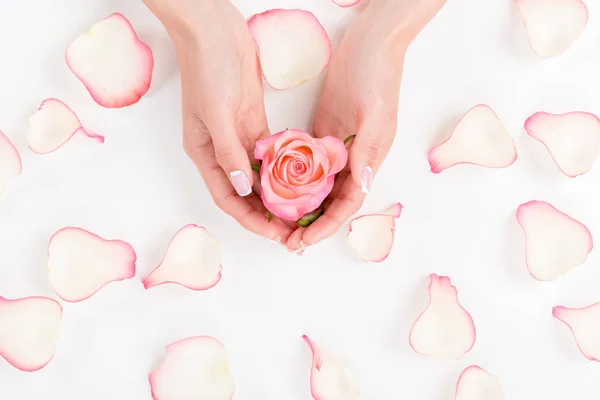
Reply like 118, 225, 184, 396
287, 0, 447, 253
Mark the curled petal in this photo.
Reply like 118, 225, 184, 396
26, 98, 104, 154
248, 9, 332, 90
517, 200, 593, 281
525, 111, 600, 177
516, 0, 589, 58
409, 274, 476, 360
455, 365, 505, 400
0, 296, 62, 372
428, 105, 516, 173
332, 0, 362, 7
143, 224, 222, 291
553, 302, 600, 362
48, 227, 137, 302
302, 335, 360, 400
149, 336, 235, 400
0, 130, 22, 194
347, 203, 403, 263
66, 13, 154, 108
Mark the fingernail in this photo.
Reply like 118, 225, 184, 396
229, 170, 252, 196
361, 166, 373, 194
299, 241, 309, 249
269, 236, 281, 244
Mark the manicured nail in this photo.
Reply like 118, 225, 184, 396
269, 236, 281, 244
361, 166, 373, 194
229, 170, 252, 196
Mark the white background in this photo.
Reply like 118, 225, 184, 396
1, 0, 600, 399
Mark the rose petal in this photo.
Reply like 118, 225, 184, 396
143, 224, 222, 291
65, 13, 154, 108
248, 9, 332, 90
525, 111, 600, 177
48, 227, 137, 302
516, 0, 589, 58
302, 335, 360, 400
26, 98, 104, 154
455, 365, 505, 400
428, 105, 517, 173
332, 0, 362, 7
517, 200, 593, 281
0, 130, 22, 195
553, 303, 600, 362
255, 131, 286, 161
409, 274, 476, 360
317, 136, 348, 174
347, 203, 403, 263
0, 296, 62, 372
149, 336, 235, 400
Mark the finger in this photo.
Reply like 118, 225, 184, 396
349, 117, 395, 195
184, 122, 293, 243
294, 174, 365, 248
208, 117, 255, 197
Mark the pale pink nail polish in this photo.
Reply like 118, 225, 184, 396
361, 166, 373, 194
229, 170, 252, 196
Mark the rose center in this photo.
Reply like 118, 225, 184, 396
292, 160, 307, 175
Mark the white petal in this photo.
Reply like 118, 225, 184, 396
149, 336, 235, 400
143, 224, 222, 290
455, 365, 505, 400
0, 130, 22, 194
517, 201, 593, 281
553, 303, 600, 361
48, 227, 137, 302
248, 9, 331, 90
428, 105, 516, 173
409, 274, 476, 360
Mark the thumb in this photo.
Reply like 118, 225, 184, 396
210, 121, 254, 197
349, 126, 394, 195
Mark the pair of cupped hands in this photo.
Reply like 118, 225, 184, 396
143, 0, 446, 253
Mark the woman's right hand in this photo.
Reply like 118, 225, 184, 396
142, 0, 295, 244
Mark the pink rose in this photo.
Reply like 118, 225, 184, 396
254, 129, 348, 221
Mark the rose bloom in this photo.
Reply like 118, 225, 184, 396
254, 129, 348, 221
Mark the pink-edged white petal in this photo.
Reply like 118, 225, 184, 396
524, 111, 600, 177
48, 227, 137, 302
553, 303, 600, 361
0, 296, 62, 372
302, 335, 360, 400
66, 13, 154, 108
428, 105, 516, 173
143, 224, 222, 290
516, 200, 593, 281
0, 130, 22, 194
149, 336, 235, 400
26, 98, 104, 154
516, 0, 589, 58
455, 365, 505, 400
331, 0, 362, 7
409, 274, 476, 360
248, 9, 332, 90
347, 203, 403, 263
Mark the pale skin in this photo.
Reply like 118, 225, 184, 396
141, 0, 447, 253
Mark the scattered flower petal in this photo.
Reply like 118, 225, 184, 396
26, 98, 104, 154
331, 0, 362, 6
347, 203, 403, 263
0, 296, 62, 372
455, 365, 505, 400
302, 335, 360, 400
143, 224, 222, 290
149, 336, 235, 400
524, 111, 600, 177
516, 0, 589, 58
48, 227, 137, 302
0, 130, 22, 194
66, 13, 154, 108
553, 303, 600, 361
428, 105, 516, 173
517, 200, 593, 281
248, 9, 332, 90
409, 274, 476, 360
